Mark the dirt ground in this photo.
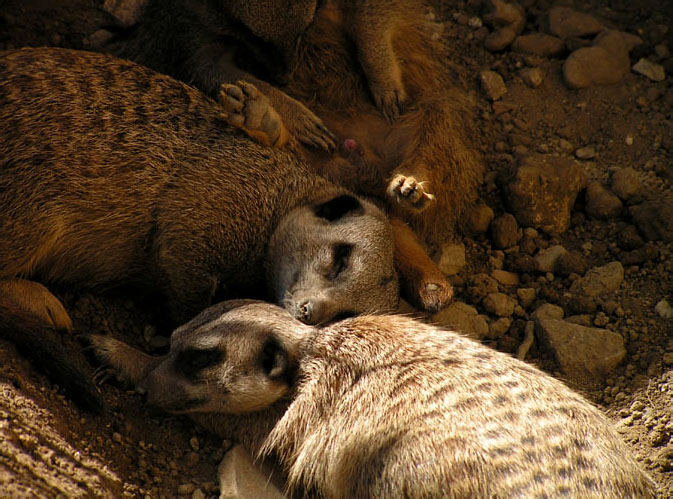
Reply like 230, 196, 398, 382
1, 0, 672, 497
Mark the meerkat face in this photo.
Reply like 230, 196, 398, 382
267, 194, 399, 325
94, 301, 314, 415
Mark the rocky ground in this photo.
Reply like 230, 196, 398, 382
1, 0, 672, 497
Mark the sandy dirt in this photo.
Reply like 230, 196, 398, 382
0, 0, 672, 496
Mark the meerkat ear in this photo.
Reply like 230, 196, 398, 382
260, 336, 289, 380
314, 194, 364, 221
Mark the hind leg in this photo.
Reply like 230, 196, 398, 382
391, 218, 452, 313
0, 279, 72, 331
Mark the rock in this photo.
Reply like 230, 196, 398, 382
480, 70, 507, 101
547, 7, 604, 39
617, 225, 645, 250
492, 269, 520, 286
534, 245, 568, 273
632, 58, 666, 81
217, 445, 284, 499
570, 261, 624, 297
177, 483, 196, 495
574, 146, 596, 159
482, 0, 525, 33
438, 243, 466, 276
563, 46, 623, 88
483, 292, 517, 317
555, 250, 587, 276
465, 200, 495, 234
655, 299, 673, 319
484, 26, 517, 51
532, 303, 564, 321
630, 199, 673, 242
432, 302, 489, 340
491, 213, 519, 248
519, 67, 544, 88
536, 318, 626, 383
466, 273, 499, 302
517, 288, 536, 308
611, 167, 645, 204
512, 33, 565, 56
505, 252, 537, 273
191, 490, 206, 499
503, 154, 587, 234
519, 236, 536, 254
103, 0, 146, 27
620, 244, 659, 266
565, 314, 593, 326
488, 317, 512, 338
584, 181, 623, 219
84, 29, 115, 48
189, 436, 199, 452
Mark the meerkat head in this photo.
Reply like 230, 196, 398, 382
92, 300, 315, 415
266, 194, 399, 326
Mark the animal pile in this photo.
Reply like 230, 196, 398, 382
0, 0, 655, 496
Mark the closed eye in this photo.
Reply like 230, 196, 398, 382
327, 243, 352, 280
175, 348, 225, 378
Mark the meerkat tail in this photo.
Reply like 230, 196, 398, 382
0, 297, 103, 413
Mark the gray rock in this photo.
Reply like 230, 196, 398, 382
218, 445, 284, 499
630, 199, 673, 242
570, 261, 624, 297
611, 167, 645, 204
438, 242, 466, 276
432, 302, 490, 340
517, 288, 537, 308
485, 26, 517, 51
535, 245, 568, 273
483, 292, 517, 317
491, 213, 520, 249
547, 7, 604, 39
503, 154, 587, 234
632, 58, 666, 81
103, 0, 146, 27
512, 33, 565, 57
465, 200, 495, 235
519, 67, 544, 88
480, 70, 507, 101
536, 318, 626, 383
483, 0, 525, 33
585, 181, 623, 219
655, 299, 673, 319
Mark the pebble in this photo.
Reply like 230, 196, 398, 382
655, 299, 673, 319
534, 245, 567, 273
492, 269, 520, 286
584, 181, 623, 219
630, 199, 673, 242
632, 58, 666, 81
112, 432, 122, 444
611, 167, 644, 204
555, 250, 587, 276
480, 70, 507, 101
512, 33, 565, 56
505, 252, 536, 273
483, 292, 517, 317
438, 242, 466, 276
570, 261, 624, 298
488, 317, 512, 338
517, 288, 536, 308
491, 213, 519, 249
465, 200, 495, 234
574, 146, 596, 159
191, 490, 206, 499
177, 484, 196, 495
103, 0, 144, 27
84, 29, 114, 48
519, 67, 544, 88
432, 301, 489, 340
484, 26, 517, 51
189, 436, 199, 452
466, 273, 499, 302
482, 0, 525, 33
547, 7, 604, 39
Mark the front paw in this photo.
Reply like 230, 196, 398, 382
372, 84, 406, 122
417, 278, 453, 313
387, 174, 435, 211
288, 102, 336, 152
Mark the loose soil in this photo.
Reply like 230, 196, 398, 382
0, 0, 672, 496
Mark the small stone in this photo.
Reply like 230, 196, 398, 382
517, 288, 536, 308
103, 0, 145, 27
632, 58, 666, 81
438, 243, 466, 276
465, 200, 495, 235
555, 251, 587, 276
574, 146, 596, 159
432, 302, 490, 340
611, 167, 644, 204
534, 245, 567, 273
630, 199, 673, 242
112, 432, 122, 444
143, 324, 157, 343
655, 299, 673, 319
191, 490, 206, 499
186, 452, 199, 467
585, 181, 623, 219
492, 269, 520, 286
484, 26, 517, 51
512, 33, 565, 56
570, 261, 624, 298
189, 436, 200, 452
565, 314, 593, 326
593, 311, 609, 327
482, 0, 525, 33
519, 67, 544, 88
547, 7, 604, 39
84, 29, 115, 48
505, 252, 536, 273
480, 70, 507, 101
466, 273, 499, 302
491, 213, 519, 249
563, 46, 624, 89
621, 244, 658, 266
663, 352, 673, 365
483, 292, 517, 317
532, 303, 565, 321
617, 225, 644, 250
177, 484, 196, 495
488, 317, 512, 338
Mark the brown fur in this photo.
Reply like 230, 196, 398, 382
95, 301, 656, 498
0, 47, 399, 408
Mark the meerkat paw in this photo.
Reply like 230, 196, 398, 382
0, 279, 72, 331
218, 81, 286, 147
371, 83, 406, 122
417, 277, 453, 313
387, 174, 435, 211
286, 99, 336, 152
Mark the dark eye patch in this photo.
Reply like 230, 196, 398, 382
175, 348, 225, 379
314, 195, 363, 221
326, 243, 352, 280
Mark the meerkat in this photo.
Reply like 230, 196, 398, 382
0, 47, 398, 409
93, 300, 656, 498
109, 0, 476, 313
